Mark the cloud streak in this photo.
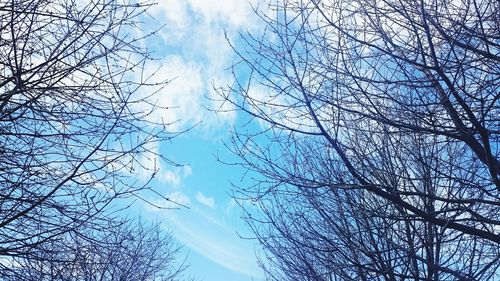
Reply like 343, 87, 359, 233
157, 206, 262, 278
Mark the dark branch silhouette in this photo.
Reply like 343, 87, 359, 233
0, 0, 187, 278
220, 0, 500, 279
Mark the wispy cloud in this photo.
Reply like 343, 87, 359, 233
196, 192, 215, 209
138, 0, 266, 135
158, 165, 192, 186
144, 191, 191, 210
168, 191, 191, 206
163, 207, 262, 278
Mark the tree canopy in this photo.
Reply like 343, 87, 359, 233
222, 0, 499, 279
0, 0, 185, 279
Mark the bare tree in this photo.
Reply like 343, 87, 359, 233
235, 134, 498, 280
3, 220, 189, 281
220, 0, 499, 279
0, 0, 182, 274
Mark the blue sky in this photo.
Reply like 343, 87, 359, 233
127, 1, 268, 280
143, 133, 263, 281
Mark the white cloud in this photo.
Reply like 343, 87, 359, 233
156, 0, 262, 30
136, 53, 237, 135
225, 198, 238, 215
138, 0, 269, 135
158, 169, 181, 185
168, 191, 191, 206
182, 165, 192, 177
159, 165, 193, 186
128, 139, 190, 186
143, 191, 191, 211
196, 192, 215, 209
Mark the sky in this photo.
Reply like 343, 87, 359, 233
127, 1, 268, 280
